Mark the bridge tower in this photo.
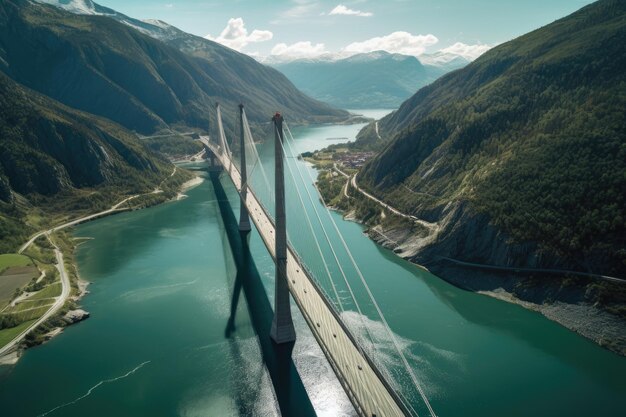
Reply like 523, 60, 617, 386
270, 112, 296, 344
238, 104, 251, 232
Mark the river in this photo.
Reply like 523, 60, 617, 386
0, 109, 624, 417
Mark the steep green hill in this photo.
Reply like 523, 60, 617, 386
273, 51, 451, 108
357, 0, 626, 277
0, 0, 348, 136
0, 70, 176, 252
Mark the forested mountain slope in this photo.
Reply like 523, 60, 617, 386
357, 0, 626, 277
0, 0, 348, 137
0, 71, 174, 252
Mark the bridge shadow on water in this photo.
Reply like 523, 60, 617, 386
210, 172, 317, 417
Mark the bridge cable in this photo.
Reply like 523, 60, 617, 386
273, 124, 345, 312
284, 122, 435, 417
282, 126, 422, 417
241, 110, 274, 206
216, 105, 233, 159
281, 128, 423, 417
240, 119, 341, 311
217, 109, 422, 416
278, 125, 380, 355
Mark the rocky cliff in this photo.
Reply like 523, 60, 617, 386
322, 0, 626, 355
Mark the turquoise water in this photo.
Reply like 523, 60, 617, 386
1, 110, 624, 416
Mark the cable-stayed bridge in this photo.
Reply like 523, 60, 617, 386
200, 104, 436, 417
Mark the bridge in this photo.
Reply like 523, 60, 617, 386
200, 104, 436, 417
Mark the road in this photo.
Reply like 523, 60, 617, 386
334, 163, 437, 231
401, 184, 437, 198
4, 167, 177, 357
171, 149, 206, 164
338, 168, 624, 286
350, 173, 438, 231
137, 131, 196, 140
332, 164, 351, 199
438, 256, 626, 284
0, 235, 71, 358
18, 167, 177, 255
18, 194, 139, 255
342, 178, 350, 199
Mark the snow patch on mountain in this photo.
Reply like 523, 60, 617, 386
35, 0, 104, 15
34, 0, 182, 42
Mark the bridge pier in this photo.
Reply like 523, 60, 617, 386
203, 146, 223, 172
270, 112, 296, 344
206, 148, 223, 172
238, 104, 251, 232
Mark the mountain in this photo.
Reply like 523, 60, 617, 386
0, 71, 168, 196
272, 51, 459, 109
0, 0, 348, 137
0, 70, 175, 252
418, 52, 471, 71
355, 0, 626, 282
35, 0, 192, 41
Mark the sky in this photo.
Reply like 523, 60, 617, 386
93, 0, 595, 61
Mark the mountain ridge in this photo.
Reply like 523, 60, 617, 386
2, 0, 348, 137
272, 50, 463, 109
355, 0, 626, 278
0, 69, 183, 252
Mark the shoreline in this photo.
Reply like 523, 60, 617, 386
176, 176, 204, 200
0, 171, 201, 365
327, 191, 626, 356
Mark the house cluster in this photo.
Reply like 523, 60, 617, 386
335, 152, 375, 168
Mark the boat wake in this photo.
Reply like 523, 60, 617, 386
37, 360, 151, 416
117, 279, 199, 302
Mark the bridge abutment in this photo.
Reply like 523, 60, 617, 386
270, 112, 296, 344
203, 147, 223, 172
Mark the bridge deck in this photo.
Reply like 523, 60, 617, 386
202, 138, 408, 417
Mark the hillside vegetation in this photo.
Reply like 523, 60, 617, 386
0, 70, 182, 253
356, 0, 626, 277
0, 0, 348, 137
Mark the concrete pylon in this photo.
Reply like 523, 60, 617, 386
238, 104, 251, 232
270, 112, 296, 344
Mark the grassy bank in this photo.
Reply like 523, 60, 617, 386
0, 166, 196, 354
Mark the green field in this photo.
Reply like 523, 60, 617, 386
29, 283, 61, 301
0, 269, 38, 307
11, 299, 54, 313
0, 254, 32, 273
0, 319, 37, 348
0, 254, 39, 307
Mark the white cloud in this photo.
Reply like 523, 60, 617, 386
270, 41, 329, 60
329, 4, 372, 17
205, 18, 273, 52
439, 42, 492, 61
164, 3, 174, 9
342, 31, 439, 56
280, 0, 318, 19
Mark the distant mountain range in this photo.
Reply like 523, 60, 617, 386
271, 51, 468, 109
355, 0, 626, 280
